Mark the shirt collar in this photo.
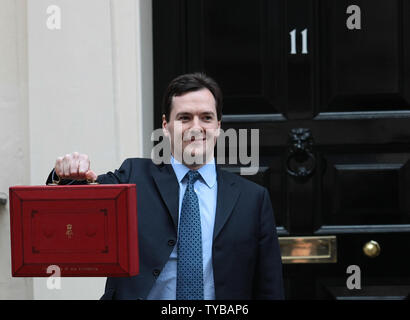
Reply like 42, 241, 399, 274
170, 156, 217, 188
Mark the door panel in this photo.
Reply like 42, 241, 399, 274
186, 0, 282, 115
320, 0, 410, 110
321, 152, 410, 225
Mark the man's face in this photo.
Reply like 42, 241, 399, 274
162, 88, 221, 168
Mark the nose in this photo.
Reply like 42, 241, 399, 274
185, 116, 204, 140
191, 116, 203, 131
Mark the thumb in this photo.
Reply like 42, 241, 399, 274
85, 170, 98, 182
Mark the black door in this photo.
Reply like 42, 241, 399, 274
153, 0, 410, 299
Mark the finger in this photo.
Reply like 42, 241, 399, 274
78, 155, 90, 176
69, 153, 80, 177
55, 157, 64, 177
85, 170, 97, 182
62, 154, 72, 178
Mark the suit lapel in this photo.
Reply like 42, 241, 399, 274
213, 167, 241, 241
151, 163, 180, 231
150, 162, 241, 238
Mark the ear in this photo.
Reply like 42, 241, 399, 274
162, 114, 169, 138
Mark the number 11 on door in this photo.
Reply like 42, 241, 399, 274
290, 29, 308, 55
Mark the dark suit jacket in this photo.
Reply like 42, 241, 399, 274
48, 158, 284, 299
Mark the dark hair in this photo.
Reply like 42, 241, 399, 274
162, 72, 223, 121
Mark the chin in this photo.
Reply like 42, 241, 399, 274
182, 148, 209, 166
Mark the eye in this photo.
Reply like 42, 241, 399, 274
178, 115, 190, 121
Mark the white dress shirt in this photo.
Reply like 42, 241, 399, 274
146, 156, 218, 299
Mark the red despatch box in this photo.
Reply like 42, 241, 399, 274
9, 184, 138, 277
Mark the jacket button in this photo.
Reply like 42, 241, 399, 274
168, 239, 176, 246
153, 269, 160, 277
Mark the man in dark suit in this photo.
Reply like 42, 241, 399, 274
48, 73, 284, 300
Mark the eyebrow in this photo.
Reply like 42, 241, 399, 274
175, 112, 191, 116
201, 112, 215, 116
175, 111, 216, 117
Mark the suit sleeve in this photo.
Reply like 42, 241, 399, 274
253, 188, 285, 299
96, 159, 132, 184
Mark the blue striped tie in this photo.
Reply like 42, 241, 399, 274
176, 170, 204, 300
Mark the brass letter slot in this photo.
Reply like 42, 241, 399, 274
279, 236, 337, 264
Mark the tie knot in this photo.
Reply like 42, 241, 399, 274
187, 170, 201, 185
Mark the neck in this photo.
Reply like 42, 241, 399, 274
185, 163, 205, 170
